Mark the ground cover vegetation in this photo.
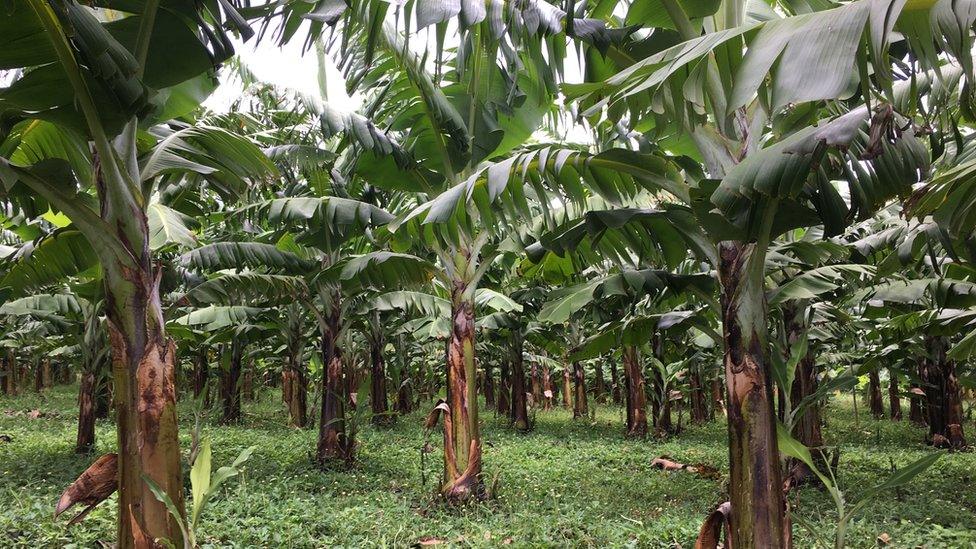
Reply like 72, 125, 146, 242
1, 0, 976, 546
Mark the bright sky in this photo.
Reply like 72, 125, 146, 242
204, 32, 360, 113
203, 25, 593, 144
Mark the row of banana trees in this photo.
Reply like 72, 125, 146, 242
2, 0, 976, 546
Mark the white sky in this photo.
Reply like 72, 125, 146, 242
204, 33, 360, 113
203, 25, 593, 144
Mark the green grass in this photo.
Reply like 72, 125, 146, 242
2, 384, 975, 548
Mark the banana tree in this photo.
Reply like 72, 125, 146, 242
765, 236, 875, 455
0, 291, 109, 452
560, 0, 972, 541
0, 0, 272, 542
539, 266, 717, 434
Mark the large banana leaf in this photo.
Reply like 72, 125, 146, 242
181, 242, 316, 273
768, 264, 876, 305
142, 125, 278, 200
148, 202, 198, 250
582, 0, 970, 119
0, 229, 99, 294
397, 146, 689, 238
171, 305, 266, 331
0, 293, 86, 318
372, 290, 451, 317
327, 251, 436, 291
184, 273, 309, 305
538, 269, 714, 324
711, 106, 929, 240
569, 309, 712, 360
0, 0, 249, 134
530, 206, 717, 268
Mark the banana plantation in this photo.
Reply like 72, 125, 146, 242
1, 0, 976, 546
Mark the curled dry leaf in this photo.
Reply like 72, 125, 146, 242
424, 399, 450, 430
877, 532, 892, 545
55, 453, 118, 525
695, 501, 731, 549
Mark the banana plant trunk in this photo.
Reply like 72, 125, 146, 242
909, 383, 925, 424
317, 302, 349, 462
689, 366, 709, 423
888, 369, 902, 420
650, 336, 672, 435
192, 348, 208, 400
562, 367, 572, 409
785, 305, 822, 451
84, 142, 185, 546
531, 363, 543, 406
921, 336, 966, 448
94, 362, 111, 420
283, 351, 308, 428
2, 352, 15, 395
868, 369, 884, 419
622, 345, 647, 437
593, 362, 606, 403
442, 284, 482, 501
42, 359, 52, 389
542, 364, 553, 410
220, 341, 243, 424
510, 334, 529, 431
76, 371, 96, 454
711, 376, 726, 416
610, 359, 622, 405
497, 359, 510, 416
394, 336, 414, 415
484, 362, 495, 408
573, 362, 588, 419
57, 363, 71, 384
32, 359, 41, 393
370, 331, 391, 426
718, 240, 787, 547
107, 295, 184, 547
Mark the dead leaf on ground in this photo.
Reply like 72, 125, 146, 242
651, 456, 721, 480
877, 532, 892, 545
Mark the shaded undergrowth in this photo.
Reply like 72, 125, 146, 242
1, 385, 974, 547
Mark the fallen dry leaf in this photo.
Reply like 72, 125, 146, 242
651, 456, 721, 480
877, 532, 892, 545
55, 453, 118, 525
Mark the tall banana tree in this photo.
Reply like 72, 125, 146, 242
556, 0, 974, 542
0, 0, 271, 543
